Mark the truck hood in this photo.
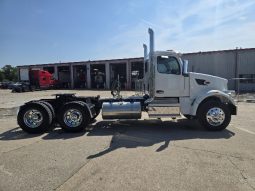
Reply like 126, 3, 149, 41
189, 72, 228, 91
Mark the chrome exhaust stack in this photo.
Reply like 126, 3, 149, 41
143, 44, 147, 61
148, 28, 154, 54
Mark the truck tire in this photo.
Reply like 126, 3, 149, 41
35, 101, 55, 118
32, 101, 56, 130
57, 101, 90, 132
197, 100, 231, 131
18, 102, 53, 133
74, 101, 98, 123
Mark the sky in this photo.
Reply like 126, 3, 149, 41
0, 0, 255, 67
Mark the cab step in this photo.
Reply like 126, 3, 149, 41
148, 99, 180, 118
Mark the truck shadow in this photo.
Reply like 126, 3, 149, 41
0, 119, 235, 157
0, 126, 86, 141
85, 119, 235, 159
0, 127, 43, 140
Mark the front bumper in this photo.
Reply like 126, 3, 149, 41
230, 104, 237, 115
223, 90, 237, 115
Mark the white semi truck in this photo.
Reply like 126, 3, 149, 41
17, 28, 237, 133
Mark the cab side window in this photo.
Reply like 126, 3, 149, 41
157, 56, 180, 75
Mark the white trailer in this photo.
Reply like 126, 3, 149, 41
17, 28, 237, 133
19, 68, 30, 81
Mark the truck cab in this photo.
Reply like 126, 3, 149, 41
143, 28, 236, 129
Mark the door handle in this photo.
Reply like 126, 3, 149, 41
156, 90, 164, 94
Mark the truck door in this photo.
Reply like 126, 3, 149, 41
154, 55, 186, 97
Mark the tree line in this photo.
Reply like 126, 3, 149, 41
0, 65, 18, 82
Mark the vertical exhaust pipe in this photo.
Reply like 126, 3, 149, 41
148, 28, 154, 54
148, 28, 154, 97
143, 44, 147, 61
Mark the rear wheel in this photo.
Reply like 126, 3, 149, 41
36, 101, 55, 118
33, 101, 55, 130
197, 100, 231, 131
57, 101, 90, 132
18, 102, 52, 133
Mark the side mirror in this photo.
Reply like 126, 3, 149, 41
183, 60, 188, 75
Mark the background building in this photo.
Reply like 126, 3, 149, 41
17, 57, 144, 90
183, 48, 255, 92
17, 48, 255, 91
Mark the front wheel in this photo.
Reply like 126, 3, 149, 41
197, 101, 231, 131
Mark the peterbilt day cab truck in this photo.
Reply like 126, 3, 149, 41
17, 28, 237, 133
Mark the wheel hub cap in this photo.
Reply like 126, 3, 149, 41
23, 109, 43, 128
206, 107, 225, 126
64, 109, 83, 127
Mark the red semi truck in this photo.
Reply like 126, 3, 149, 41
16, 69, 57, 92
29, 70, 57, 89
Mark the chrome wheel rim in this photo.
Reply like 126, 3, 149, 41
23, 109, 43, 128
206, 107, 225, 126
63, 109, 83, 127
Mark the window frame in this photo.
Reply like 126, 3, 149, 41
156, 56, 181, 75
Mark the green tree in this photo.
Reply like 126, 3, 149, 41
0, 69, 4, 82
12, 67, 18, 81
1, 65, 18, 81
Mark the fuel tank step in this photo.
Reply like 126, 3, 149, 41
148, 103, 180, 118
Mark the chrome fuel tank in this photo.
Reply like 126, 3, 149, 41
102, 102, 141, 119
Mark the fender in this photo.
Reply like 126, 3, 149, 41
77, 101, 94, 118
190, 90, 236, 116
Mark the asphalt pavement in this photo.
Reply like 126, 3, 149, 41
0, 102, 254, 191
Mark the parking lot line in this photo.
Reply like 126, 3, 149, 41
234, 127, 255, 135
